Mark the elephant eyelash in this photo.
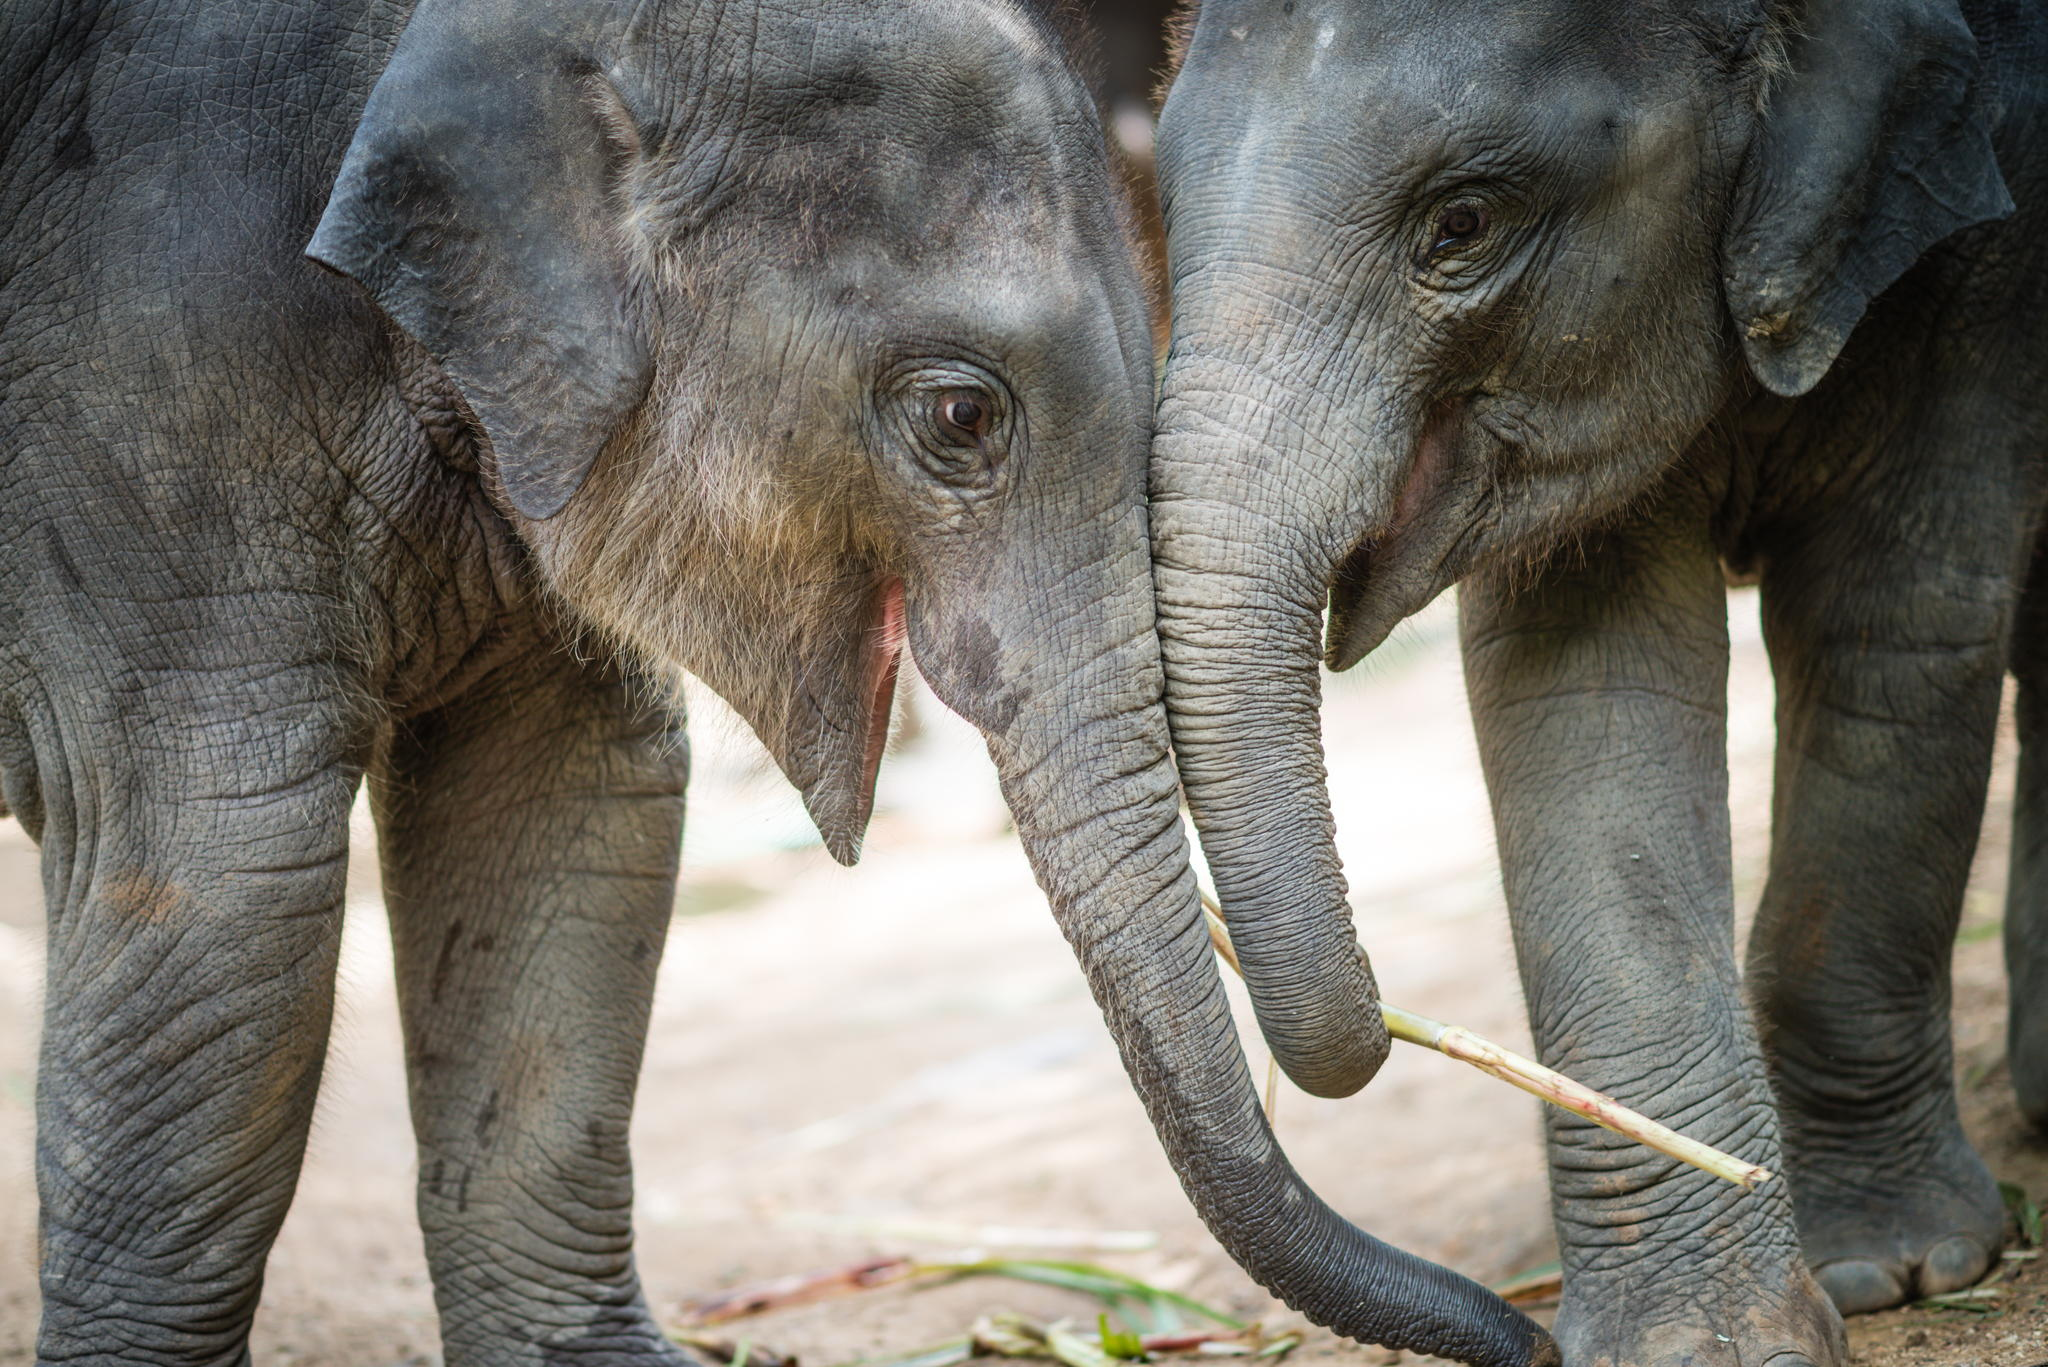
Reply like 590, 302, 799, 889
908, 391, 1009, 487
872, 360, 1016, 496
1402, 169, 1527, 271
1411, 198, 1524, 285
1427, 204, 1490, 257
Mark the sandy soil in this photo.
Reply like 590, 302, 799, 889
0, 589, 2042, 1367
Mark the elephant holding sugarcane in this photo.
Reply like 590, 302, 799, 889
0, 0, 1574, 1364
1149, 0, 2048, 1365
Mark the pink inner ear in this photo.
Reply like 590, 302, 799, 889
1389, 404, 1457, 538
856, 578, 908, 803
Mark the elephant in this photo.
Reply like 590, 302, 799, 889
1148, 1, 2048, 1365
0, 1, 1565, 1365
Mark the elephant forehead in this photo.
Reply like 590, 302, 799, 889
679, 68, 1098, 275
1181, 0, 1724, 138
1170, 18, 1724, 213
741, 0, 1095, 147
1201, 0, 1734, 73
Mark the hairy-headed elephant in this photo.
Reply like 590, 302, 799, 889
0, 1, 1554, 1365
1150, 1, 2047, 1365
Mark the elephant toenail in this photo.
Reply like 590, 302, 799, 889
1918, 1235, 1992, 1295
1814, 1259, 1906, 1314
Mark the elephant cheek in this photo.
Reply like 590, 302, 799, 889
902, 602, 1028, 739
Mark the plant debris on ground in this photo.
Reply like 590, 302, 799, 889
673, 1256, 1304, 1367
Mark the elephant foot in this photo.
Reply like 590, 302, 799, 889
440, 1301, 723, 1367
543, 1345, 720, 1367
471, 1337, 718, 1367
1783, 1115, 2006, 1314
1553, 1257, 1845, 1367
1770, 1031, 2007, 1315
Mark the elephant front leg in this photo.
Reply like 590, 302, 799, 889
372, 652, 694, 1367
32, 705, 360, 1367
1748, 493, 2012, 1313
1460, 506, 1844, 1367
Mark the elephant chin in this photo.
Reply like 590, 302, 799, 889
782, 576, 906, 866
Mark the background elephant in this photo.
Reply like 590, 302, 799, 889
1079, 0, 1181, 152
1150, 1, 2046, 1365
0, 1, 1550, 1365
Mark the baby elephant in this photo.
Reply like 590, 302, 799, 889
0, 1, 1420, 1364
1148, 1, 2045, 1365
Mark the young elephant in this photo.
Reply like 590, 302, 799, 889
1151, 1, 2045, 1365
0, 1, 1558, 1364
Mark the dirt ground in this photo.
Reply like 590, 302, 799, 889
0, 589, 2043, 1367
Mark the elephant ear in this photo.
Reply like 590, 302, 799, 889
308, 0, 650, 519
1721, 0, 2011, 398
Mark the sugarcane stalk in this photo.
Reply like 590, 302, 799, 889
1199, 896, 1773, 1191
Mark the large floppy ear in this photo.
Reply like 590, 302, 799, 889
1721, 0, 2011, 398
308, 0, 650, 519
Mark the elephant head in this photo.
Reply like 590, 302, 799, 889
1149, 0, 2008, 1351
311, 3, 1550, 1365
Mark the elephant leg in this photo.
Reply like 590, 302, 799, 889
1747, 482, 2013, 1313
371, 650, 693, 1367
31, 684, 361, 1367
2008, 546, 2048, 1133
1461, 502, 1843, 1367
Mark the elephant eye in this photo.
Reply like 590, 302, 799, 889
934, 390, 990, 447
885, 362, 1012, 493
1431, 204, 1489, 255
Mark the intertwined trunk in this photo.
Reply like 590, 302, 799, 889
918, 521, 1551, 1367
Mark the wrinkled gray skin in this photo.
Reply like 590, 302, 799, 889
0, 1, 1553, 1364
1152, 1, 2048, 1365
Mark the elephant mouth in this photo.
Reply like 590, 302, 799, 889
782, 572, 906, 866
858, 576, 907, 806
1324, 406, 1491, 669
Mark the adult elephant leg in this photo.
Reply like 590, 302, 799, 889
372, 646, 692, 1367
1747, 445, 2020, 1313
1461, 497, 1843, 1367
32, 675, 362, 1367
2011, 544, 2048, 1134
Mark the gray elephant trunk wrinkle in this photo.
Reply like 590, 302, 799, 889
1149, 389, 1391, 1103
988, 651, 1555, 1367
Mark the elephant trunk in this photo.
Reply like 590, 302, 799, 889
912, 548, 1553, 1367
1146, 365, 1391, 1102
